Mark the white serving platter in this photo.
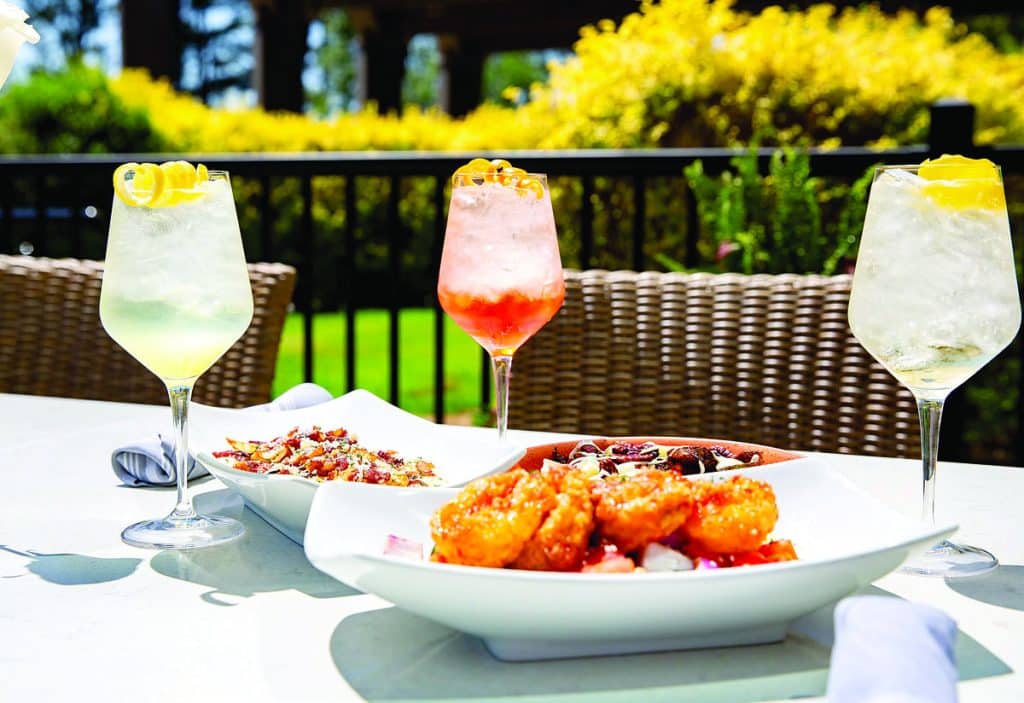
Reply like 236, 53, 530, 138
303, 456, 955, 661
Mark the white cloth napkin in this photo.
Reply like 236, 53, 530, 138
111, 383, 333, 487
826, 595, 958, 703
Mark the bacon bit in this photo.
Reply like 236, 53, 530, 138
212, 450, 246, 459
363, 467, 391, 484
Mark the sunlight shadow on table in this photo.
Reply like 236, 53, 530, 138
150, 488, 357, 605
0, 545, 141, 586
329, 584, 1011, 702
330, 606, 831, 703
947, 564, 1024, 612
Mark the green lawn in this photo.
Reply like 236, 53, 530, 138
272, 309, 486, 420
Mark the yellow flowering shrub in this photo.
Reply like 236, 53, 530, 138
523, 0, 1024, 147
107, 0, 1024, 151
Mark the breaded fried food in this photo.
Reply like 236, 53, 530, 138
590, 468, 695, 553
510, 463, 594, 571
684, 475, 779, 554
430, 468, 555, 567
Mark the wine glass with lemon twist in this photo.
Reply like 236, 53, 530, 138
848, 155, 1020, 577
101, 161, 254, 549
438, 159, 565, 442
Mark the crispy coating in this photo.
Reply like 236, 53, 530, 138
590, 468, 696, 553
684, 475, 779, 554
430, 468, 555, 567
510, 464, 595, 571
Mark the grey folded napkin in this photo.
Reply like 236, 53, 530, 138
112, 383, 334, 487
826, 595, 958, 703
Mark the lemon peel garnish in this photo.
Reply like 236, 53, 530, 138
113, 162, 164, 207
918, 154, 1005, 211
451, 158, 545, 199
112, 160, 210, 208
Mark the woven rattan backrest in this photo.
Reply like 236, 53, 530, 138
0, 255, 296, 408
510, 269, 920, 458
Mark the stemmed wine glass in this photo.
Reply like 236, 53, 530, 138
101, 162, 254, 549
848, 156, 1020, 577
438, 162, 565, 441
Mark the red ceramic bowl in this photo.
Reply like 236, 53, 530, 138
518, 436, 802, 471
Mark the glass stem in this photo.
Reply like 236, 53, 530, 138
492, 355, 513, 443
168, 383, 197, 520
917, 397, 943, 525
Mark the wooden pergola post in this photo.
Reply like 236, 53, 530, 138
354, 10, 408, 114
439, 36, 484, 117
253, 0, 311, 113
120, 0, 181, 85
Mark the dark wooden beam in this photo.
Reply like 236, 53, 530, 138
439, 38, 483, 116
253, 0, 310, 112
358, 11, 409, 113
120, 0, 181, 85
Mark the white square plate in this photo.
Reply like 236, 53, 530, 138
191, 390, 525, 544
304, 456, 955, 661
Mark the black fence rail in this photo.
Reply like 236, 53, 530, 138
2, 101, 1024, 463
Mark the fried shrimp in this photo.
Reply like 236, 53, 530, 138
590, 468, 695, 553
510, 463, 594, 571
684, 475, 779, 554
430, 468, 555, 567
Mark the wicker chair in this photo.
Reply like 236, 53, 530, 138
0, 255, 296, 408
510, 269, 921, 458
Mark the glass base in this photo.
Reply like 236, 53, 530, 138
121, 513, 245, 550
900, 539, 998, 578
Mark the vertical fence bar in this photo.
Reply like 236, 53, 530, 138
344, 175, 357, 393
684, 183, 700, 269
259, 175, 272, 261
35, 175, 48, 256
300, 175, 315, 383
71, 174, 84, 259
432, 175, 447, 424
387, 174, 401, 406
480, 349, 491, 418
632, 174, 646, 271
2, 173, 13, 254
580, 174, 594, 269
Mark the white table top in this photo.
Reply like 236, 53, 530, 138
1, 392, 1021, 702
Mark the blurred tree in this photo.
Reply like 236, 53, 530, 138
968, 14, 1024, 53
305, 7, 358, 116
402, 34, 440, 109
23, 0, 112, 66
179, 0, 254, 103
482, 51, 549, 106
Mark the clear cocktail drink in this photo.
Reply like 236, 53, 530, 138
849, 168, 1019, 399
101, 163, 253, 550
101, 177, 253, 382
848, 157, 1020, 577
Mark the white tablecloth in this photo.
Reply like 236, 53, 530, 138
1, 393, 1021, 702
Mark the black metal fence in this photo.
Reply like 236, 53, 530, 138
2, 101, 1024, 463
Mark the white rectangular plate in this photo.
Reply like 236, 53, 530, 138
304, 457, 955, 660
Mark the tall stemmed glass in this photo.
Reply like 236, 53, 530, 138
101, 163, 254, 549
438, 165, 565, 441
848, 157, 1020, 577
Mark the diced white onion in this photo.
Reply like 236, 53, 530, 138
640, 543, 694, 572
383, 534, 423, 561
